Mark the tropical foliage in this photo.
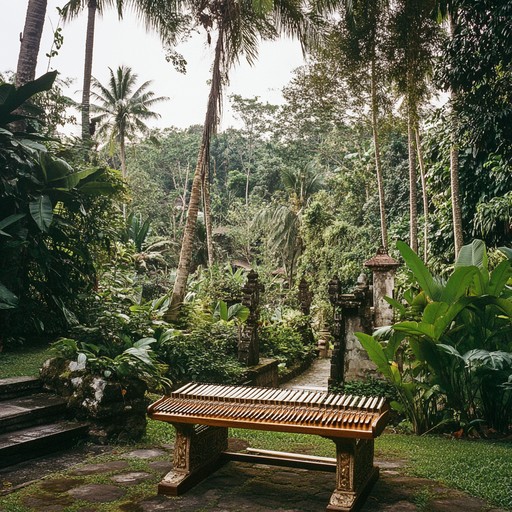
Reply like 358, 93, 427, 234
356, 240, 512, 434
0, 72, 122, 345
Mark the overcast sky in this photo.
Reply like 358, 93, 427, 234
1, 1, 305, 132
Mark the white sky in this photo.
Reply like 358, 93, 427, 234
1, 1, 305, 132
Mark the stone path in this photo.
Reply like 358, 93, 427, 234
0, 359, 508, 512
1, 446, 506, 512
281, 357, 331, 391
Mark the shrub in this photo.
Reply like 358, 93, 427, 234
260, 323, 315, 372
157, 323, 245, 385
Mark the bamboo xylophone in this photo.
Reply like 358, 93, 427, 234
147, 382, 389, 439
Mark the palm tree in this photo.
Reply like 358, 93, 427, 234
339, 0, 390, 250
90, 65, 168, 179
60, 0, 127, 145
432, 0, 463, 256
16, 0, 48, 88
256, 162, 323, 288
447, 12, 463, 256
387, 0, 440, 256
130, 0, 317, 320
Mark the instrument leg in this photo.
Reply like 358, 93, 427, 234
158, 423, 228, 496
327, 438, 378, 512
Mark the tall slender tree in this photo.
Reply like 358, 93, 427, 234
90, 65, 168, 179
16, 0, 48, 88
387, 0, 440, 255
60, 0, 140, 146
336, 0, 390, 249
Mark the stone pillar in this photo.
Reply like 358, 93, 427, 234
298, 278, 312, 315
238, 269, 263, 366
328, 276, 344, 388
364, 247, 400, 328
328, 275, 374, 387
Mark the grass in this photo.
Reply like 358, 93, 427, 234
0, 345, 52, 378
376, 434, 512, 509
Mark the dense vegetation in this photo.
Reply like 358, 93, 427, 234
1, 0, 510, 443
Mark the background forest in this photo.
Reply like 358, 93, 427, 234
1, 0, 511, 435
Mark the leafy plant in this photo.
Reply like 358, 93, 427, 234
156, 324, 244, 385
0, 72, 123, 343
357, 240, 512, 434
121, 211, 151, 251
51, 336, 171, 392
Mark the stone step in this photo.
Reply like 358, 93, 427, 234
0, 421, 89, 468
0, 393, 68, 434
0, 376, 43, 400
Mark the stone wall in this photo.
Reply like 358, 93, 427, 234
40, 357, 148, 443
329, 248, 400, 387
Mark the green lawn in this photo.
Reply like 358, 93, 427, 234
0, 345, 52, 378
376, 434, 512, 509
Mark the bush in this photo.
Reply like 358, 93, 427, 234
260, 323, 315, 371
157, 323, 245, 385
332, 377, 399, 403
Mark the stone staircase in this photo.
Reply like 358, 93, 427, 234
0, 376, 89, 468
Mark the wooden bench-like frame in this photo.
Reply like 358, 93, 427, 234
148, 384, 389, 512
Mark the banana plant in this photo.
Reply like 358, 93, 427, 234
357, 240, 512, 434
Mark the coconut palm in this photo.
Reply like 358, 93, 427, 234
16, 0, 48, 88
386, 0, 440, 256
338, 0, 390, 250
60, 0, 185, 147
129, 0, 317, 320
61, 0, 142, 145
90, 65, 168, 178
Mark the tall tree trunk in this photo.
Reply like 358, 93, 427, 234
119, 135, 127, 179
448, 13, 463, 256
370, 57, 388, 249
166, 29, 224, 321
245, 166, 250, 206
407, 103, 418, 253
203, 172, 214, 266
16, 0, 48, 87
415, 125, 429, 263
450, 130, 463, 255
81, 0, 97, 146
179, 163, 190, 228
119, 132, 127, 218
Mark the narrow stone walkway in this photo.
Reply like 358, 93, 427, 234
281, 357, 331, 391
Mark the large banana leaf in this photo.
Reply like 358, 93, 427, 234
455, 239, 488, 269
0, 213, 25, 237
440, 266, 478, 303
29, 195, 53, 232
0, 71, 57, 124
355, 332, 393, 380
397, 241, 443, 300
0, 283, 18, 310
488, 260, 512, 296
499, 247, 512, 260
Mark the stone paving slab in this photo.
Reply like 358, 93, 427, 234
69, 460, 130, 476
67, 483, 126, 502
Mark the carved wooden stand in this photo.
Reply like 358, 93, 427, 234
327, 438, 378, 512
157, 423, 378, 512
158, 424, 228, 495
